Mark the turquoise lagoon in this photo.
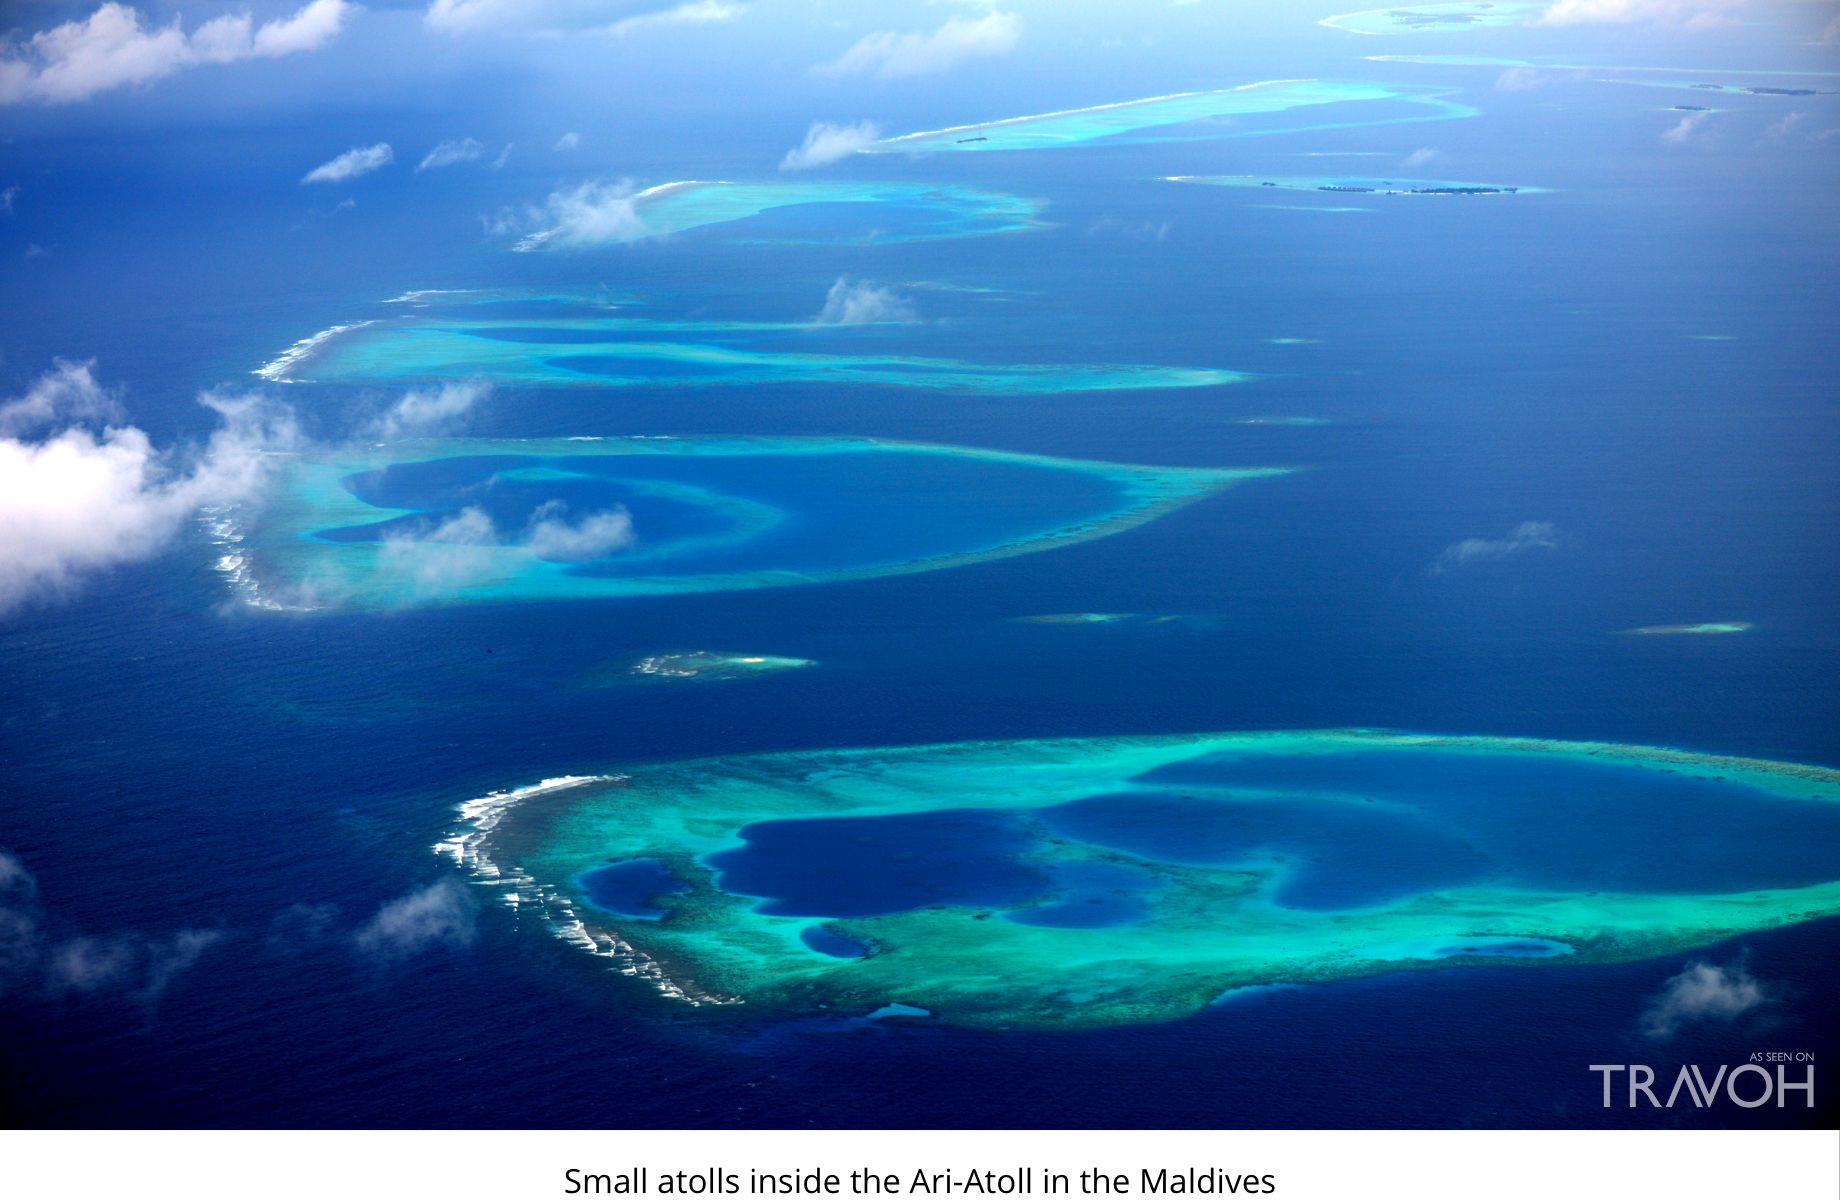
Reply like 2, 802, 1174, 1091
514, 180, 1044, 249
263, 316, 1246, 395
451, 730, 1840, 1029
245, 437, 1285, 609
869, 80, 1475, 154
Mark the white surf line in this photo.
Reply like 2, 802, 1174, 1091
435, 775, 740, 1008
870, 81, 1316, 149
253, 320, 376, 382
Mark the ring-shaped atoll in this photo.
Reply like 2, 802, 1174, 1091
236, 437, 1283, 610
436, 730, 1840, 1029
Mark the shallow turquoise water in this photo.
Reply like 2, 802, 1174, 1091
255, 438, 1277, 607
872, 80, 1476, 154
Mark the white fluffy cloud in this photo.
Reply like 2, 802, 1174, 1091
1663, 110, 1712, 144
374, 501, 635, 594
524, 501, 636, 559
303, 143, 394, 184
1534, 0, 1750, 30
1430, 520, 1558, 573
505, 179, 648, 250
605, 0, 742, 36
1402, 147, 1439, 168
353, 880, 476, 957
0, 0, 349, 105
0, 361, 298, 613
368, 382, 490, 440
779, 119, 880, 171
816, 11, 1021, 79
1640, 959, 1772, 1039
813, 278, 916, 325
0, 358, 120, 434
424, 0, 738, 36
554, 131, 581, 151
418, 137, 488, 171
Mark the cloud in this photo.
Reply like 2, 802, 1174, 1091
0, 0, 349, 105
1493, 67, 1551, 92
816, 11, 1021, 79
0, 362, 299, 613
368, 382, 490, 440
373, 500, 634, 594
1087, 216, 1173, 242
1430, 520, 1558, 573
1534, 0, 1750, 30
353, 880, 476, 957
0, 851, 41, 988
1760, 111, 1808, 145
503, 178, 648, 250
1640, 959, 1773, 1039
418, 137, 487, 171
0, 358, 121, 435
46, 929, 225, 1000
1822, 13, 1840, 44
813, 278, 916, 325
554, 131, 581, 151
524, 501, 636, 559
0, 849, 225, 1003
1662, 110, 1711, 144
375, 506, 501, 590
0, 186, 18, 214
1402, 147, 1439, 168
779, 119, 880, 171
303, 143, 394, 184
605, 0, 742, 36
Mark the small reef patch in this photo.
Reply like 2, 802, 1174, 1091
1166, 174, 1541, 197
631, 652, 816, 681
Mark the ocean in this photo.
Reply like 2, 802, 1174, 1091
1, 3, 1837, 1128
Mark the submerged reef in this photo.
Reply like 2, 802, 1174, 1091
1319, 3, 1541, 36
1166, 174, 1540, 197
1010, 612, 1194, 627
1620, 622, 1753, 636
440, 730, 1840, 1030
514, 180, 1044, 249
239, 436, 1284, 610
869, 80, 1474, 154
1364, 55, 1840, 95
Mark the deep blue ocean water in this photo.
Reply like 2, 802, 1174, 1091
2, 7, 1838, 1128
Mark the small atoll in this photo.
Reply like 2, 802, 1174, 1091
437, 730, 1840, 1029
238, 436, 1286, 610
